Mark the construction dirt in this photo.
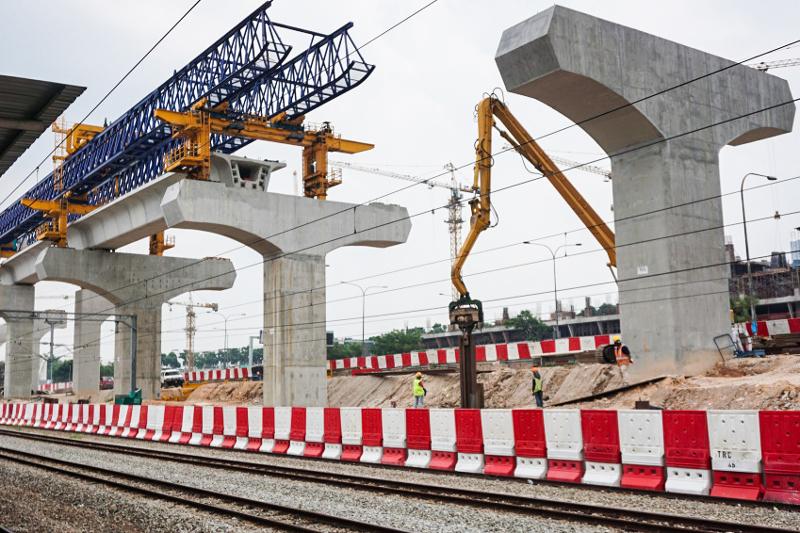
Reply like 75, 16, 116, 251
151, 354, 800, 410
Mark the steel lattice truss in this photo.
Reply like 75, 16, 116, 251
0, 2, 374, 246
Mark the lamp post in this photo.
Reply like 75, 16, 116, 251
212, 311, 246, 366
740, 172, 777, 331
522, 241, 582, 339
341, 281, 387, 356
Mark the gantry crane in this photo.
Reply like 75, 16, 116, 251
450, 95, 617, 407
168, 296, 218, 371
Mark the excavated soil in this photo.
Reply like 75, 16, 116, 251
149, 355, 800, 410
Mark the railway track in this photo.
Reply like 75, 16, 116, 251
0, 445, 404, 533
1, 427, 793, 532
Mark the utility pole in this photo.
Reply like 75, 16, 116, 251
341, 281, 387, 356
523, 241, 582, 339
740, 172, 777, 330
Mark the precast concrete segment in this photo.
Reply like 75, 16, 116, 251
495, 6, 795, 376
0, 284, 34, 398
73, 289, 112, 398
34, 247, 237, 400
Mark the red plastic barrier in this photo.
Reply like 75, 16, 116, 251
760, 411, 800, 504
342, 445, 363, 461
512, 409, 546, 458
621, 465, 665, 491
663, 410, 710, 469
261, 407, 275, 439
382, 448, 406, 465
127, 405, 148, 439
361, 408, 382, 447
430, 450, 457, 470
290, 407, 306, 442
547, 460, 584, 483
484, 456, 515, 476
401, 353, 412, 367
235, 406, 249, 444
540, 339, 555, 353
581, 410, 620, 464
406, 409, 431, 451
324, 408, 342, 444
711, 471, 763, 500
455, 409, 483, 454
790, 318, 800, 334
220, 407, 237, 448
568, 337, 581, 351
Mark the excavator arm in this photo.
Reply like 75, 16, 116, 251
451, 97, 616, 303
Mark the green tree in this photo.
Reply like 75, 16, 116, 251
161, 352, 181, 368
100, 362, 114, 378
51, 359, 73, 383
597, 303, 618, 316
327, 341, 362, 360
731, 295, 758, 323
369, 327, 424, 355
428, 323, 447, 334
506, 310, 553, 341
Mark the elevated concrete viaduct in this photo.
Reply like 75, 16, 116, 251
496, 6, 795, 376
0, 154, 411, 404
0, 310, 67, 393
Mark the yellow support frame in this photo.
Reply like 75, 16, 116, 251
20, 194, 97, 248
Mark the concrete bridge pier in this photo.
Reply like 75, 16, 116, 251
0, 284, 35, 398
34, 247, 236, 399
72, 289, 112, 398
1, 311, 68, 392
495, 6, 795, 376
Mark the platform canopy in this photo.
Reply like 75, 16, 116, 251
0, 74, 85, 179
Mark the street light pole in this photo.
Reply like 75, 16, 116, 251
212, 311, 246, 366
341, 281, 387, 356
523, 241, 582, 339
740, 172, 777, 330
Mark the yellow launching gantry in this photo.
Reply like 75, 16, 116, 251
450, 95, 617, 408
154, 99, 374, 200
20, 193, 96, 248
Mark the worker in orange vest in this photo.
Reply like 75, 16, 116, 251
612, 335, 633, 382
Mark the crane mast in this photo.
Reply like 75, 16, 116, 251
168, 296, 218, 371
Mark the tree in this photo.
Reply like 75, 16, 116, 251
369, 327, 424, 355
327, 341, 362, 360
731, 295, 758, 323
161, 352, 181, 369
428, 323, 447, 334
51, 359, 72, 383
597, 303, 618, 316
100, 362, 114, 378
506, 310, 552, 341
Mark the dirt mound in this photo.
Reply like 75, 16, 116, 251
183, 381, 263, 405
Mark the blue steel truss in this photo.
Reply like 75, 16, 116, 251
0, 2, 374, 246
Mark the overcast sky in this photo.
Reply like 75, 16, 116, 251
1, 0, 799, 365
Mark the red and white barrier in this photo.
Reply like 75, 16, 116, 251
708, 410, 763, 500
3, 402, 799, 505
750, 318, 800, 337
183, 367, 252, 384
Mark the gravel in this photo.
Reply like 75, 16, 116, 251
0, 430, 610, 533
0, 457, 263, 533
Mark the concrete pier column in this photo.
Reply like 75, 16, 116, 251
73, 289, 110, 398
114, 303, 162, 400
262, 253, 326, 407
0, 285, 35, 398
495, 6, 794, 375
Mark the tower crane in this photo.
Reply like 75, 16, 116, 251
749, 58, 800, 72
168, 296, 218, 371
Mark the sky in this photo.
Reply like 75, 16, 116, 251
1, 0, 799, 366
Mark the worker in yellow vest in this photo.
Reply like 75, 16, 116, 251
612, 335, 634, 382
412, 372, 426, 408
531, 366, 543, 408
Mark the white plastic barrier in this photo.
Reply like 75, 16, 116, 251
109, 405, 128, 436
618, 410, 664, 466
430, 409, 456, 453
142, 405, 165, 441
584, 461, 622, 487
170, 405, 193, 443
543, 410, 584, 461
287, 407, 307, 456
244, 406, 269, 452
64, 404, 80, 432
455, 452, 484, 474
274, 406, 292, 441
707, 410, 762, 474
481, 409, 515, 456
382, 408, 407, 449
211, 406, 236, 447
340, 407, 363, 446
666, 466, 712, 496
190, 406, 213, 445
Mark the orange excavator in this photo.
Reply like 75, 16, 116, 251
450, 95, 616, 407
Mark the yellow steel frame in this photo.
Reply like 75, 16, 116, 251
20, 193, 97, 248
451, 96, 616, 299
154, 101, 373, 199
149, 231, 175, 256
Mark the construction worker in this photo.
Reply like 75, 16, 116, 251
412, 372, 426, 408
612, 335, 633, 382
531, 366, 543, 408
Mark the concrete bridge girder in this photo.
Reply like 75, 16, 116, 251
495, 6, 795, 376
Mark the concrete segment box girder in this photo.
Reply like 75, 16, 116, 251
34, 247, 236, 399
495, 6, 794, 375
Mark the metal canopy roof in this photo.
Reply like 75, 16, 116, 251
0, 74, 85, 179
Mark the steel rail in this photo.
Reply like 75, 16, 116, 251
1, 427, 791, 533
0, 446, 403, 533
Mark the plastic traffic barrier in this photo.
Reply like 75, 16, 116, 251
405, 408, 432, 468
663, 410, 712, 495
304, 407, 325, 457
759, 411, 800, 504
381, 408, 408, 466
708, 410, 763, 500
360, 408, 383, 463
581, 410, 621, 487
273, 407, 292, 454
340, 407, 363, 461
216, 406, 237, 448
618, 410, 665, 491
232, 406, 249, 449
287, 407, 307, 456
322, 407, 343, 460
140, 405, 164, 441
429, 408, 457, 470
455, 409, 484, 473
169, 405, 193, 444
481, 409, 515, 476
258, 407, 276, 453
512, 409, 547, 479
243, 406, 264, 451
544, 410, 584, 483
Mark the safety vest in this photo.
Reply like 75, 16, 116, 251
413, 377, 424, 397
614, 345, 632, 366
532, 375, 543, 393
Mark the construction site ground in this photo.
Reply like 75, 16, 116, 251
154, 353, 800, 410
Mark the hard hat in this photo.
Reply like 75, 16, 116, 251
530, 366, 539, 372
415, 372, 422, 378
612, 335, 621, 343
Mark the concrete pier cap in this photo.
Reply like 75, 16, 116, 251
496, 6, 794, 376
